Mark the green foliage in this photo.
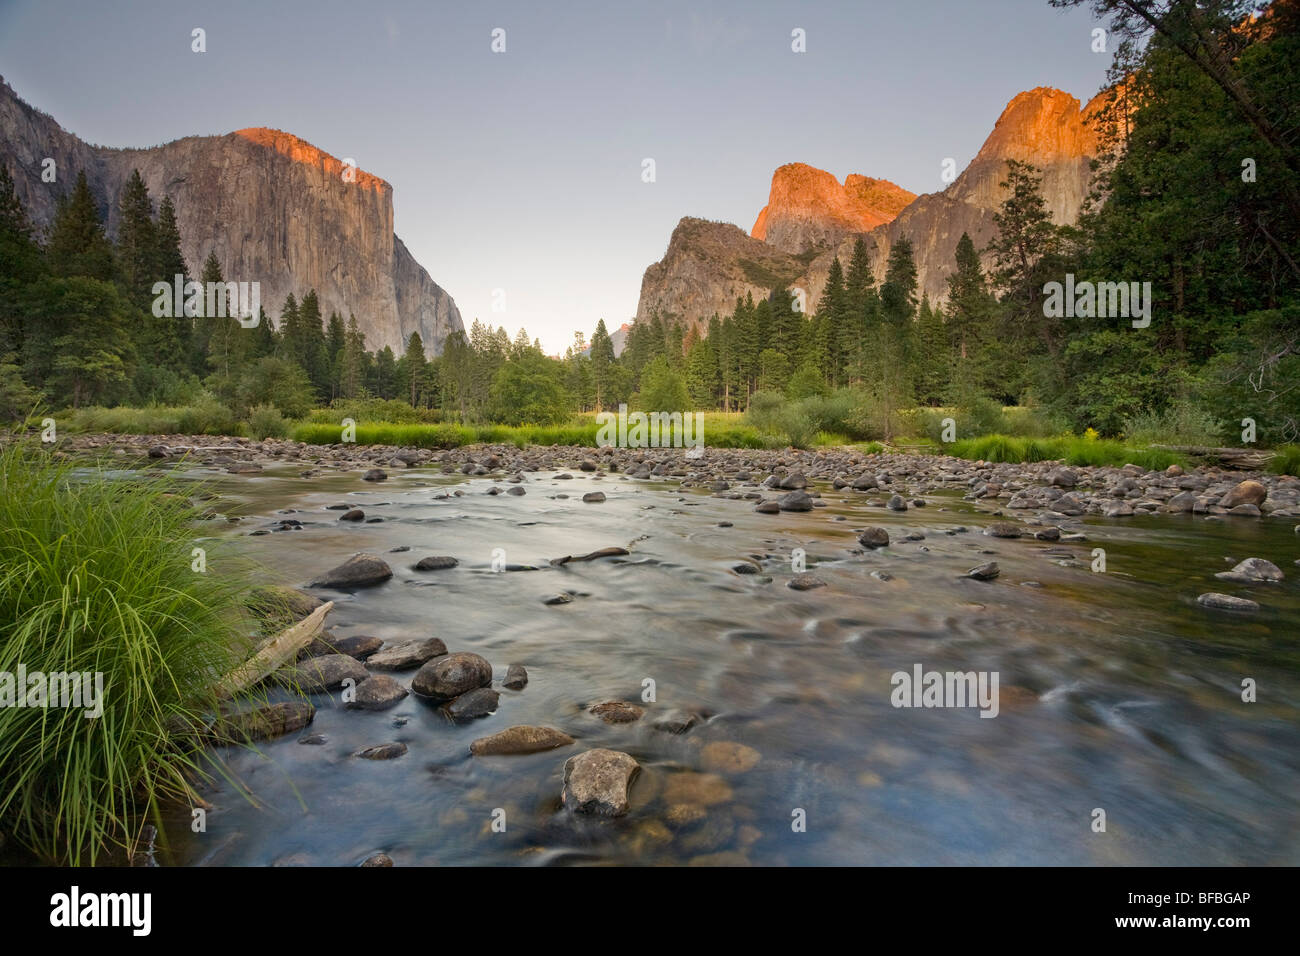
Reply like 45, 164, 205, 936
947, 433, 1186, 470
0, 441, 257, 863
247, 403, 289, 439
490, 349, 569, 425
235, 356, 315, 419
636, 356, 690, 412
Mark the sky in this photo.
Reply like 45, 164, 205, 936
0, 0, 1113, 354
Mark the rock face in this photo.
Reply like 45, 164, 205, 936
751, 164, 916, 254
635, 86, 1111, 329
0, 77, 462, 356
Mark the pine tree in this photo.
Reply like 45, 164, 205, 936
589, 319, 616, 411
46, 172, 115, 282
115, 170, 155, 309
153, 195, 190, 367
398, 331, 427, 406
325, 311, 346, 399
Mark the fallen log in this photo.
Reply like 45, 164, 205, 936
215, 600, 333, 699
1150, 445, 1275, 470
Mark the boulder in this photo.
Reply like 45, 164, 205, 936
310, 553, 393, 589
562, 749, 640, 816
411, 651, 493, 701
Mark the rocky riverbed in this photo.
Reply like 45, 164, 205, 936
56, 433, 1300, 866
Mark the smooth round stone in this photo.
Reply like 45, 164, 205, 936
411, 652, 493, 701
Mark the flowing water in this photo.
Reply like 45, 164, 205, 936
159, 462, 1300, 866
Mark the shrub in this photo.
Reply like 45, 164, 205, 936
248, 404, 289, 440
0, 441, 258, 863
176, 398, 242, 436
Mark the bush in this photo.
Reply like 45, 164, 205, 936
176, 398, 242, 436
1123, 404, 1223, 447
248, 404, 289, 440
307, 398, 441, 426
0, 441, 258, 863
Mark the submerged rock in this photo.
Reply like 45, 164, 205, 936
214, 701, 314, 742
590, 700, 644, 723
788, 573, 826, 591
355, 742, 407, 760
282, 653, 369, 693
1196, 592, 1260, 612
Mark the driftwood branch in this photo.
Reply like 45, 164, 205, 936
215, 601, 333, 699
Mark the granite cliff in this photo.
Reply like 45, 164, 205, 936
0, 77, 462, 355
636, 86, 1111, 330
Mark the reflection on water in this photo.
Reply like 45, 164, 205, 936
162, 462, 1300, 866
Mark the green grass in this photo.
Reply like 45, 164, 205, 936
0, 440, 260, 863
290, 417, 772, 451
1268, 444, 1300, 475
945, 434, 1187, 470
59, 403, 246, 437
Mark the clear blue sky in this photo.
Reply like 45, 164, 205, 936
0, 0, 1110, 353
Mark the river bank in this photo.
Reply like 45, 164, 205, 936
53, 431, 1300, 521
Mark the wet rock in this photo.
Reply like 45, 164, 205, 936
503, 663, 529, 690
355, 742, 407, 760
366, 637, 448, 670
1215, 557, 1284, 583
1228, 503, 1262, 517
851, 474, 877, 490
1033, 527, 1061, 541
1196, 592, 1260, 612
349, 675, 409, 711
282, 653, 369, 693
858, 527, 890, 548
470, 725, 574, 756
444, 687, 500, 720
777, 490, 813, 512
300, 633, 384, 661
413, 555, 458, 571
732, 561, 760, 574
1103, 501, 1134, 517
1219, 480, 1266, 509
147, 444, 170, 458
965, 562, 1000, 581
662, 771, 732, 807
653, 709, 703, 735
411, 651, 493, 701
754, 500, 780, 514
778, 472, 807, 490
562, 749, 640, 816
985, 522, 1022, 538
298, 733, 328, 745
310, 552, 393, 589
214, 701, 314, 742
362, 469, 387, 482
361, 853, 393, 867
788, 573, 826, 591
887, 494, 907, 511
227, 462, 263, 474
590, 700, 644, 723
338, 508, 365, 522
544, 592, 575, 606
582, 492, 606, 503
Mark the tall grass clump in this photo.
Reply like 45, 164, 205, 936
0, 440, 256, 863
1268, 444, 1300, 475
